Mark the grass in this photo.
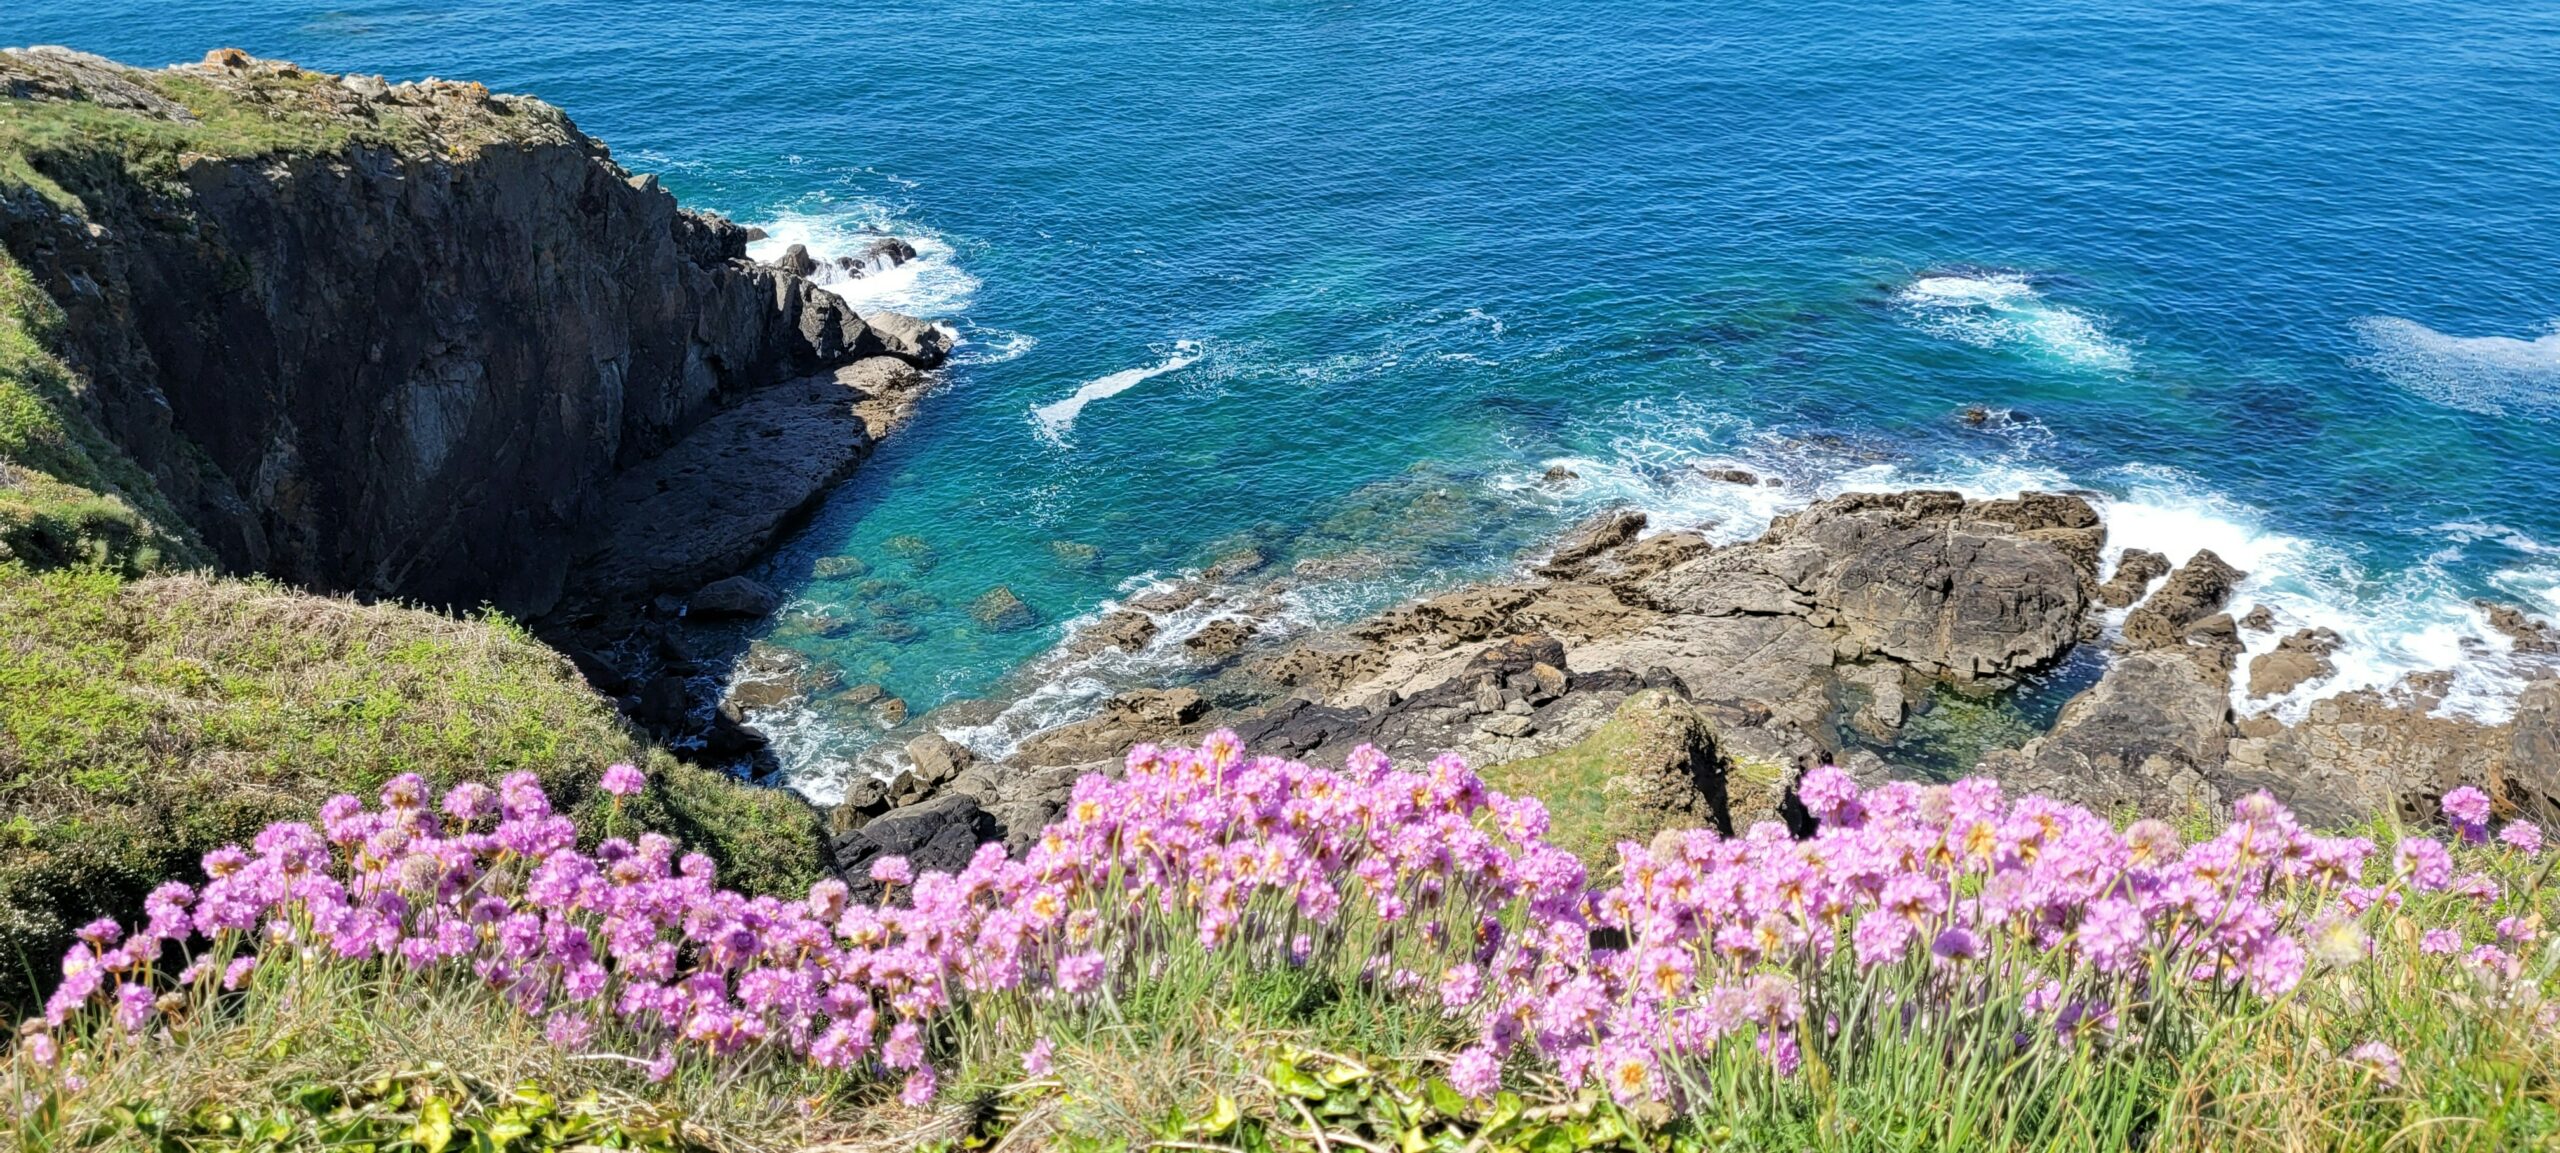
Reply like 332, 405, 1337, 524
0, 564, 827, 1015
1479, 689, 1772, 866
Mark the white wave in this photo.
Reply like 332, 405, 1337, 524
2356, 316, 2560, 419
745, 203, 978, 319
1896, 272, 2134, 371
1031, 341, 1201, 439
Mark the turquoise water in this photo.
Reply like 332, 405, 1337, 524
20, 1, 2560, 798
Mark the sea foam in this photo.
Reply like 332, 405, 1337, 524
1031, 341, 1202, 439
2355, 316, 2560, 419
1896, 272, 2134, 372
745, 201, 979, 319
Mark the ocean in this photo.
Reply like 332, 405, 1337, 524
17, 0, 2560, 800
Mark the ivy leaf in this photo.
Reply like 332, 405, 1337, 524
406, 1095, 454, 1153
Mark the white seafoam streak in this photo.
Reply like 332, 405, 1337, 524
1031, 341, 1202, 439
1896, 272, 2135, 372
2355, 315, 2560, 419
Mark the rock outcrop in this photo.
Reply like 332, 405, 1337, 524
0, 47, 940, 623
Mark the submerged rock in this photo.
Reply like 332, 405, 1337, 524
970, 586, 1038, 632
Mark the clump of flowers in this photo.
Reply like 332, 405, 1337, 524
13, 742, 2557, 1114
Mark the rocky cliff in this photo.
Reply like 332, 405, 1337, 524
0, 46, 937, 620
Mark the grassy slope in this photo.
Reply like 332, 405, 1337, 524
0, 566, 829, 1010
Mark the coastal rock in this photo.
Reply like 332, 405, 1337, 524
904, 733, 975, 791
775, 243, 821, 277
2223, 676, 2516, 826
1696, 467, 1760, 486
1978, 650, 2233, 817
2246, 627, 2340, 698
2238, 604, 2276, 633
863, 310, 952, 368
2121, 551, 2245, 652
1074, 609, 1159, 655
970, 586, 1038, 631
829, 791, 997, 904
1537, 508, 1647, 576
689, 575, 782, 618
1205, 548, 1270, 581
1012, 687, 1210, 767
2096, 549, 2172, 609
2510, 680, 2560, 808
1184, 618, 1256, 658
2485, 603, 2559, 654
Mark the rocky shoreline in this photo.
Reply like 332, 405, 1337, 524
823, 488, 2560, 893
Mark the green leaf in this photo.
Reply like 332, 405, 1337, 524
1424, 1078, 1466, 1119
408, 1095, 455, 1153
1271, 1062, 1329, 1100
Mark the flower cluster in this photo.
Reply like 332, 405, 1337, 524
20, 738, 2556, 1113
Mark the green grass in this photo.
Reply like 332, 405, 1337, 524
0, 564, 827, 1015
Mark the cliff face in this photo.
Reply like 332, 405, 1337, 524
0, 47, 908, 618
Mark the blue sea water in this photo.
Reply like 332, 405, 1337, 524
16, 0, 2560, 797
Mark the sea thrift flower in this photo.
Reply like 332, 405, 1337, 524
2441, 786, 2491, 841
1022, 1037, 1056, 1077
869, 856, 913, 887
2345, 1040, 2404, 1088
2420, 929, 2460, 956
601, 763, 647, 797
1797, 764, 1861, 824
2500, 821, 2543, 856
1450, 1044, 1502, 1098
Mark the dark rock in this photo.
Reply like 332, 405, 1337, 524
690, 575, 782, 618
2485, 603, 2558, 653
1542, 465, 1580, 483
2237, 604, 2276, 633
558, 644, 629, 695
1129, 582, 1210, 613
1696, 467, 1760, 486
1979, 650, 2234, 817
862, 237, 919, 267
831, 792, 998, 904
701, 715, 769, 757
971, 586, 1038, 632
1465, 634, 1571, 680
775, 243, 820, 277
2096, 549, 2172, 609
636, 674, 691, 730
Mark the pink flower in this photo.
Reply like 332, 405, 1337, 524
1450, 1044, 1502, 1098
26, 1032, 58, 1068
2344, 1040, 2403, 1088
1796, 764, 1861, 823
2499, 821, 2543, 857
869, 856, 913, 887
1022, 1037, 1056, 1077
2420, 929, 2460, 955
601, 762, 647, 798
2393, 837, 2454, 891
2440, 786, 2491, 829
900, 1065, 939, 1107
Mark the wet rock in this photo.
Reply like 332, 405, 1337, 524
1075, 610, 1158, 655
2238, 604, 2276, 633
2096, 549, 2172, 609
970, 586, 1037, 631
1049, 540, 1100, 568
2122, 550, 2246, 653
692, 575, 782, 619
2484, 602, 2559, 654
1542, 465, 1581, 483
1538, 508, 1647, 576
1184, 618, 1256, 658
874, 696, 909, 726
774, 243, 820, 277
863, 310, 951, 368
2247, 627, 2341, 698
837, 682, 885, 706
1696, 466, 1760, 486
870, 620, 926, 645
1129, 582, 1210, 613
863, 237, 920, 266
